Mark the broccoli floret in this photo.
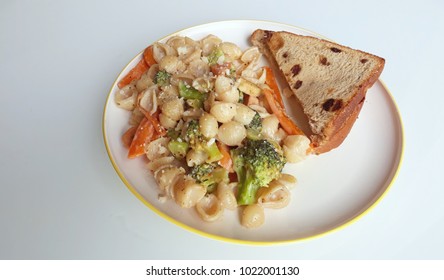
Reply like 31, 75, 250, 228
207, 48, 224, 66
153, 70, 171, 87
167, 140, 189, 159
179, 81, 206, 108
167, 128, 180, 140
190, 163, 229, 192
190, 163, 214, 181
185, 120, 223, 163
246, 112, 262, 140
231, 139, 286, 205
185, 119, 204, 147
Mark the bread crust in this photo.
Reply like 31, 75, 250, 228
250, 29, 385, 154
312, 98, 364, 154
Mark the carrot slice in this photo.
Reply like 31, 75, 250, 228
263, 88, 305, 136
264, 66, 285, 108
143, 45, 157, 67
118, 58, 149, 89
127, 117, 155, 158
122, 126, 138, 149
216, 141, 233, 172
210, 62, 232, 76
138, 108, 166, 137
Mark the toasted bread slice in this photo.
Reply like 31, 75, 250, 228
251, 29, 385, 154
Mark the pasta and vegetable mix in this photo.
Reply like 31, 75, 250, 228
114, 34, 311, 228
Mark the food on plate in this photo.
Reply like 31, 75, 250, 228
114, 34, 309, 228
251, 29, 385, 154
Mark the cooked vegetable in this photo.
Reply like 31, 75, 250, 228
128, 117, 156, 158
264, 66, 285, 108
118, 59, 149, 89
207, 48, 224, 66
246, 112, 262, 140
153, 70, 171, 87
263, 88, 304, 135
186, 120, 223, 163
216, 141, 233, 172
179, 82, 206, 108
190, 163, 228, 192
231, 139, 286, 205
168, 140, 189, 159
143, 45, 157, 67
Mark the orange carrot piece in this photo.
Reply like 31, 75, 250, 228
210, 62, 232, 76
122, 126, 138, 149
264, 66, 285, 108
139, 108, 166, 137
118, 58, 149, 89
263, 88, 305, 136
143, 45, 157, 67
127, 117, 155, 158
217, 141, 233, 172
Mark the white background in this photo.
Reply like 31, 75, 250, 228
0, 0, 443, 259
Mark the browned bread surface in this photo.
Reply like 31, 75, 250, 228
251, 29, 385, 154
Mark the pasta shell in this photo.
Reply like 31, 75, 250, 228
216, 182, 237, 210
145, 137, 170, 161
241, 46, 260, 63
200, 35, 222, 56
192, 76, 213, 93
174, 177, 206, 208
257, 184, 290, 209
114, 83, 138, 110
195, 194, 224, 222
152, 42, 177, 63
138, 85, 159, 115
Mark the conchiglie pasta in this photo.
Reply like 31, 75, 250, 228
220, 42, 242, 62
195, 194, 224, 222
181, 48, 202, 65
234, 103, 256, 125
155, 165, 185, 196
261, 115, 280, 140
188, 59, 210, 78
114, 83, 138, 110
256, 183, 291, 209
166, 36, 186, 51
174, 177, 206, 208
241, 46, 261, 63
199, 113, 218, 139
192, 76, 213, 93
283, 135, 311, 163
152, 42, 177, 63
161, 98, 184, 121
138, 85, 158, 115
216, 182, 237, 210
186, 149, 208, 167
159, 55, 186, 74
145, 137, 170, 161
210, 102, 237, 123
217, 121, 246, 146
200, 34, 222, 56
159, 113, 177, 129
241, 204, 265, 228
276, 173, 297, 189
214, 75, 233, 94
136, 72, 154, 92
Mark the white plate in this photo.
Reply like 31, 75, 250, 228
102, 20, 404, 244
